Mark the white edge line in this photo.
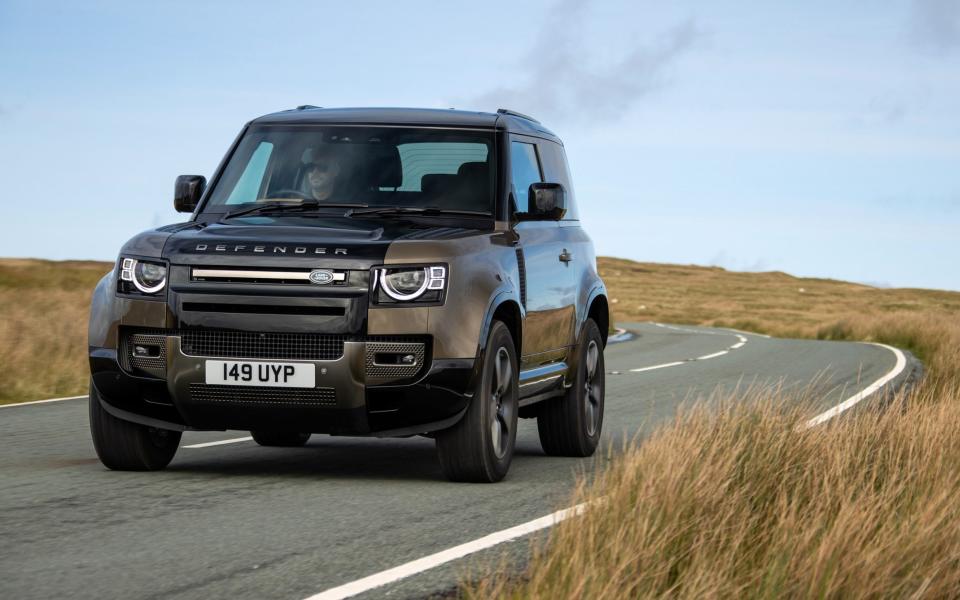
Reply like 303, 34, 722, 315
804, 343, 908, 428
696, 350, 729, 360
630, 361, 686, 373
182, 436, 254, 449
305, 503, 588, 600
730, 342, 745, 349
0, 395, 87, 409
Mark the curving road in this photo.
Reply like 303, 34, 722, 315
0, 323, 916, 600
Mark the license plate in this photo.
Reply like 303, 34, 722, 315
205, 360, 315, 388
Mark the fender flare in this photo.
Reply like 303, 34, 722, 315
464, 289, 525, 399
476, 289, 525, 358
580, 284, 609, 343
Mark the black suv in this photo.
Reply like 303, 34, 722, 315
88, 107, 608, 482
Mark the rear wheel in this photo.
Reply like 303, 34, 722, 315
251, 431, 311, 447
88, 380, 181, 471
436, 320, 518, 483
537, 318, 605, 457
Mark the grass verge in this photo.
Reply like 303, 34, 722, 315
0, 258, 112, 404
463, 263, 960, 598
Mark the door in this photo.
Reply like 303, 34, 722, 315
509, 138, 576, 366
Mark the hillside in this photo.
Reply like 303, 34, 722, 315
3, 256, 960, 404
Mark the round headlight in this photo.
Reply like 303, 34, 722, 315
133, 261, 167, 294
380, 268, 428, 300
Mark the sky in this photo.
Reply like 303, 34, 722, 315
1, 0, 958, 290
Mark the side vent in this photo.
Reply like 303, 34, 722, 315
515, 247, 527, 308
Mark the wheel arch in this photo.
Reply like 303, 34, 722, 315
484, 296, 523, 360
587, 291, 609, 347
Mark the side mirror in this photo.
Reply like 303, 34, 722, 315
521, 182, 566, 221
174, 175, 206, 213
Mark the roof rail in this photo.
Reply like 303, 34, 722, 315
496, 108, 540, 124
295, 105, 321, 111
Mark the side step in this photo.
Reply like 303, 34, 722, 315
518, 362, 567, 406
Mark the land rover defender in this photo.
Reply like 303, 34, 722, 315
88, 107, 608, 482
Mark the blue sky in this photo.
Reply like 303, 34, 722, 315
1, 0, 958, 290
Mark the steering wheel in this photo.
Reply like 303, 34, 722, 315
263, 189, 310, 200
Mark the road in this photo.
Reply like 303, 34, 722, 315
0, 323, 915, 600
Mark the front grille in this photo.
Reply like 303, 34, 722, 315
180, 330, 345, 361
188, 383, 337, 407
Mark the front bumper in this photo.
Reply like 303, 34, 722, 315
90, 331, 476, 436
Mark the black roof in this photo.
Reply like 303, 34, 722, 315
251, 107, 560, 141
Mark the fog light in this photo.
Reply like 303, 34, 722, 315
133, 344, 160, 358
373, 352, 418, 366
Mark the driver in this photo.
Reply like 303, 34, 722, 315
304, 146, 342, 202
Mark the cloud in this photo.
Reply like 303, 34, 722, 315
909, 0, 960, 54
462, 0, 703, 123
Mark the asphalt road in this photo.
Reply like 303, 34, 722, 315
0, 323, 915, 600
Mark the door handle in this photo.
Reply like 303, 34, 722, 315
559, 249, 573, 263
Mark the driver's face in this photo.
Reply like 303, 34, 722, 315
307, 158, 338, 189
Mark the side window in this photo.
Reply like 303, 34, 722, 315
510, 141, 542, 213
538, 142, 578, 220
226, 142, 273, 204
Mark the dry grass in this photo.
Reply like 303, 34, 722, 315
464, 261, 960, 598
0, 259, 112, 404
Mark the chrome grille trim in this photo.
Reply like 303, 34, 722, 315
191, 268, 346, 282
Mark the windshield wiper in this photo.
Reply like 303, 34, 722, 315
222, 201, 368, 220
346, 206, 491, 218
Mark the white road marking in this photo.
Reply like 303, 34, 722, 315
630, 323, 748, 373
630, 361, 686, 373
722, 327, 772, 339
304, 503, 588, 600
182, 436, 253, 449
804, 343, 908, 428
0, 395, 87, 409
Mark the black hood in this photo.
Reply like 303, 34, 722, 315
157, 215, 484, 270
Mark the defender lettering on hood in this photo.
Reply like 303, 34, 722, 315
190, 244, 349, 255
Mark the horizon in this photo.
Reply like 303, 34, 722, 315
2, 0, 957, 290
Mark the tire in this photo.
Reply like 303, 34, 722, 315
88, 380, 181, 471
251, 431, 311, 447
436, 320, 519, 483
537, 318, 605, 457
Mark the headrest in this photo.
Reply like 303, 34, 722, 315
367, 144, 402, 188
421, 174, 455, 195
457, 161, 488, 179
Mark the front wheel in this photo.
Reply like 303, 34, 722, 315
436, 320, 518, 483
537, 318, 605, 457
88, 380, 181, 471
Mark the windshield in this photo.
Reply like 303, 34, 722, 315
203, 125, 496, 215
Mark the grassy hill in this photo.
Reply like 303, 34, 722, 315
1, 259, 112, 404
